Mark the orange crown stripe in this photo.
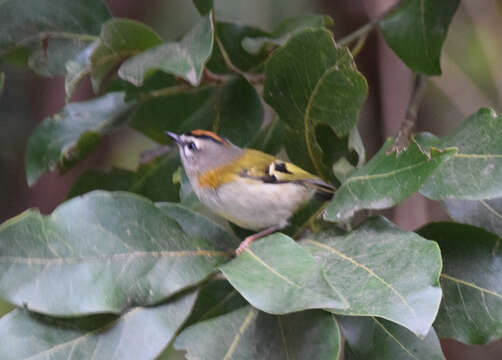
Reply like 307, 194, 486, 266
189, 130, 229, 145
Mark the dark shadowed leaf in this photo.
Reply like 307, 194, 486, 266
303, 216, 442, 337
91, 19, 163, 92
242, 14, 333, 55
0, 290, 197, 360
419, 108, 502, 200
324, 138, 456, 222
418, 222, 502, 345
0, 191, 231, 315
131, 76, 263, 147
220, 233, 348, 314
25, 92, 134, 186
248, 117, 285, 155
193, 0, 213, 15
175, 305, 342, 360
443, 197, 502, 238
119, 14, 213, 87
339, 316, 445, 360
264, 28, 367, 180
379, 0, 460, 75
67, 153, 181, 202
207, 22, 268, 74
0, 0, 110, 56
0, 73, 4, 100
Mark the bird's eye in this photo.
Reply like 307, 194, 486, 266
187, 141, 198, 152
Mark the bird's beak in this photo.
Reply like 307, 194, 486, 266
166, 131, 182, 145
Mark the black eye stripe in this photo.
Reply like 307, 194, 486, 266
186, 141, 198, 151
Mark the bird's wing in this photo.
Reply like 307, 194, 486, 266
238, 150, 335, 201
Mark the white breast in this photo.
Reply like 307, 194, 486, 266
194, 177, 315, 231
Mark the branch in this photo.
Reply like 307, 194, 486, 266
390, 74, 427, 154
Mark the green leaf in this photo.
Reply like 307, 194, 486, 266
220, 233, 348, 314
91, 18, 163, 92
193, 0, 213, 15
184, 279, 247, 327
175, 305, 342, 360
0, 291, 197, 360
67, 153, 181, 202
248, 117, 285, 155
208, 22, 268, 74
339, 316, 445, 360
119, 14, 214, 87
303, 216, 442, 337
264, 28, 368, 180
242, 14, 333, 55
418, 222, 502, 345
379, 0, 460, 75
324, 138, 456, 222
65, 40, 98, 100
419, 108, 502, 200
0, 0, 110, 56
25, 92, 134, 186
0, 191, 231, 315
443, 197, 502, 238
131, 76, 263, 147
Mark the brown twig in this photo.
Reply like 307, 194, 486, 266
389, 74, 427, 154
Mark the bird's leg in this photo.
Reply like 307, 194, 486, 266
235, 224, 283, 255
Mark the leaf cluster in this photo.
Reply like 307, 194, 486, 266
1, 0, 501, 359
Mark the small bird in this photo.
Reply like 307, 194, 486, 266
167, 130, 334, 254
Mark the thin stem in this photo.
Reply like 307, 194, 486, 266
350, 31, 369, 57
339, 20, 378, 47
215, 36, 265, 83
140, 83, 217, 100
390, 74, 428, 154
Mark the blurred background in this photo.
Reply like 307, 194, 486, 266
1, 1, 501, 358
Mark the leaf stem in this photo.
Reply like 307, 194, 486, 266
390, 74, 428, 154
338, 20, 379, 47
215, 36, 265, 84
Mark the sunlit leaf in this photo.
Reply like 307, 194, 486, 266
25, 92, 134, 186
418, 222, 502, 345
220, 233, 348, 314
340, 316, 445, 360
119, 14, 213, 87
175, 305, 342, 360
91, 18, 163, 92
264, 28, 367, 180
324, 138, 456, 222
419, 108, 502, 200
303, 216, 442, 336
0, 191, 231, 315
379, 0, 460, 75
65, 40, 99, 100
0, 291, 197, 360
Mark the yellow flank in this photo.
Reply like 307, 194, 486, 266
197, 149, 320, 189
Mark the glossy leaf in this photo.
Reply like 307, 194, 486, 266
443, 197, 502, 238
379, 0, 460, 75
325, 138, 456, 222
65, 40, 99, 100
131, 76, 263, 147
175, 305, 342, 360
25, 92, 134, 186
340, 316, 445, 360
91, 19, 163, 92
248, 117, 285, 155
0, 291, 197, 360
264, 28, 367, 180
243, 14, 333, 55
220, 233, 348, 314
0, 0, 109, 56
67, 153, 181, 202
418, 222, 502, 345
119, 14, 213, 87
420, 108, 502, 200
303, 216, 442, 336
0, 191, 231, 315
